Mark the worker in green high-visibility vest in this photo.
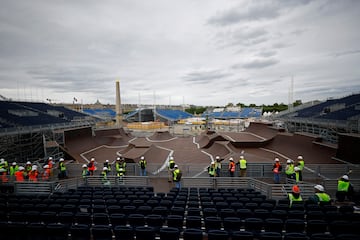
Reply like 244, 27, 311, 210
336, 174, 354, 202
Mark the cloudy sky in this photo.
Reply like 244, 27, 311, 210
0, 0, 359, 106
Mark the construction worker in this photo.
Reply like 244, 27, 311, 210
47, 157, 54, 167
237, 155, 247, 177
296, 155, 305, 181
25, 161, 32, 175
88, 158, 96, 176
336, 174, 354, 202
0, 168, 8, 183
101, 167, 111, 186
47, 157, 54, 175
0, 158, 9, 174
42, 165, 51, 181
139, 156, 147, 176
116, 157, 126, 177
14, 166, 25, 182
9, 162, 19, 176
215, 156, 222, 177
272, 158, 282, 184
28, 165, 39, 182
104, 160, 111, 172
58, 158, 67, 179
228, 158, 236, 177
285, 159, 295, 180
173, 165, 182, 189
82, 164, 90, 178
308, 185, 331, 205
288, 185, 303, 207
208, 161, 216, 177
168, 156, 175, 182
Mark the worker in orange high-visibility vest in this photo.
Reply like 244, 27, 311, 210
14, 166, 25, 182
28, 165, 39, 182
228, 158, 236, 177
0, 168, 8, 183
42, 165, 51, 181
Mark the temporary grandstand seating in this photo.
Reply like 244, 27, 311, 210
203, 107, 262, 119
288, 93, 360, 120
18, 101, 89, 121
1, 185, 359, 239
0, 100, 91, 129
156, 109, 193, 121
83, 108, 116, 119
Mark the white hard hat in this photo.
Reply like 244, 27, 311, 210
44, 165, 49, 169
342, 175, 349, 180
216, 156, 220, 159
103, 167, 108, 171
105, 160, 109, 162
240, 156, 244, 159
19, 166, 25, 171
0, 168, 6, 172
275, 158, 280, 162
287, 159, 292, 164
12, 162, 17, 165
314, 185, 324, 192
116, 157, 120, 161
229, 157, 234, 161
82, 164, 87, 168
297, 155, 303, 160
49, 157, 53, 160
211, 161, 215, 164
26, 161, 31, 165
174, 165, 178, 168
294, 167, 300, 171
59, 158, 64, 162
170, 156, 174, 160
32, 165, 37, 170
91, 158, 95, 161
141, 156, 145, 160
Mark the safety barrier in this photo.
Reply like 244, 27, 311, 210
14, 181, 56, 195
182, 177, 317, 200
3, 175, 358, 200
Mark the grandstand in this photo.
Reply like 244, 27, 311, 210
124, 108, 193, 123
83, 108, 116, 120
202, 107, 263, 119
275, 93, 360, 144
0, 100, 98, 162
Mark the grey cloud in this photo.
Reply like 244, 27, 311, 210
208, 0, 312, 26
222, 78, 250, 89
214, 27, 269, 49
235, 58, 279, 69
208, 3, 280, 26
182, 69, 232, 84
331, 49, 360, 58
257, 50, 277, 58
272, 42, 292, 49
27, 65, 115, 93
290, 29, 308, 36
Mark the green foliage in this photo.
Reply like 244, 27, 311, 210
262, 103, 288, 113
185, 106, 207, 115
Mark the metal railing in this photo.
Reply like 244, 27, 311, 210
1, 175, 357, 201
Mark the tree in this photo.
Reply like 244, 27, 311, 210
226, 103, 234, 107
236, 103, 245, 108
293, 100, 302, 107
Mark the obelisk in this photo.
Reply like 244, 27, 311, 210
115, 80, 122, 126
